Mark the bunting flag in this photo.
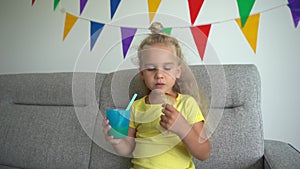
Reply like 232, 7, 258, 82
30, 0, 298, 61
188, 0, 204, 25
148, 0, 162, 23
237, 0, 256, 27
63, 13, 79, 41
54, 0, 61, 11
111, 0, 121, 19
190, 24, 211, 60
162, 27, 172, 35
288, 0, 300, 28
236, 13, 260, 53
121, 27, 137, 58
90, 21, 105, 51
80, 0, 88, 15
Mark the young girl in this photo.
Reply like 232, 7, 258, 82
103, 22, 210, 169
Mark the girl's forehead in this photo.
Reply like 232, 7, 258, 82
140, 44, 178, 63
144, 43, 176, 53
140, 52, 178, 65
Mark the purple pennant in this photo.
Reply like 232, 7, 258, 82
121, 27, 137, 59
80, 0, 88, 15
288, 0, 300, 27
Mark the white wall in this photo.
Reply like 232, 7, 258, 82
1, 0, 299, 149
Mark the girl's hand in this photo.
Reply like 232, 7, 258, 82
102, 118, 123, 145
160, 104, 191, 137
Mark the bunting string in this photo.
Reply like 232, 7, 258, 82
57, 2, 292, 29
32, 0, 299, 60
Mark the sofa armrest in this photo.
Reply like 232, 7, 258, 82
264, 139, 300, 169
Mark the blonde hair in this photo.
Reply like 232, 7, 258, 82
138, 22, 184, 62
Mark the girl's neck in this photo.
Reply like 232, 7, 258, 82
165, 92, 178, 99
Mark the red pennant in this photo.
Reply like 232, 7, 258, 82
32, 0, 36, 6
190, 24, 211, 61
188, 0, 204, 25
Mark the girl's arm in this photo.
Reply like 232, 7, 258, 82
180, 121, 210, 160
103, 118, 136, 157
160, 104, 210, 160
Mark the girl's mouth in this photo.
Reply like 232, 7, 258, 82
155, 83, 165, 88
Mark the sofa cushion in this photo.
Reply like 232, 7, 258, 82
0, 103, 92, 169
0, 72, 106, 169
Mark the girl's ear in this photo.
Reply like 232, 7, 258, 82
175, 65, 182, 79
140, 70, 144, 80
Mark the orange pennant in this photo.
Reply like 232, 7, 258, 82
148, 0, 162, 23
236, 13, 260, 53
63, 13, 79, 41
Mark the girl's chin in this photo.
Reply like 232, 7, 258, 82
152, 88, 165, 92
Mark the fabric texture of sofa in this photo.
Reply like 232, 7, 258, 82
0, 64, 299, 169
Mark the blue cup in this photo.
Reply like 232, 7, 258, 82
106, 109, 130, 139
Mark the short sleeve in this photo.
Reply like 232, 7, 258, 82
180, 95, 205, 124
129, 103, 137, 129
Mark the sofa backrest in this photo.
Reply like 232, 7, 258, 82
0, 72, 105, 169
123, 64, 263, 168
190, 65, 264, 169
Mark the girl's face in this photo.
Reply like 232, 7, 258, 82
139, 43, 182, 95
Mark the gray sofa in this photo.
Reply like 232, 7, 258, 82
0, 64, 299, 169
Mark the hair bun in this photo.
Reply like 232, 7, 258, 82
148, 22, 164, 34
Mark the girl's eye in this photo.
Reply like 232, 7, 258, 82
145, 67, 156, 71
147, 68, 156, 71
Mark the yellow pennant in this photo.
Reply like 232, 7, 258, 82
236, 13, 260, 53
148, 0, 162, 23
63, 13, 79, 41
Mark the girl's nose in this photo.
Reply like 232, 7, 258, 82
155, 69, 164, 79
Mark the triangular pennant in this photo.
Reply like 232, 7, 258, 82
110, 0, 121, 19
237, 0, 256, 27
190, 24, 211, 61
288, 0, 300, 28
148, 0, 162, 23
236, 13, 260, 53
188, 0, 204, 25
162, 27, 172, 35
63, 13, 79, 41
121, 27, 137, 59
32, 0, 36, 6
54, 0, 61, 11
90, 21, 105, 51
80, 0, 88, 15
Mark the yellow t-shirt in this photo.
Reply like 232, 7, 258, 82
129, 93, 204, 169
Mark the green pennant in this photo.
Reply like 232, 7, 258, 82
237, 0, 256, 27
54, 0, 61, 11
162, 27, 172, 35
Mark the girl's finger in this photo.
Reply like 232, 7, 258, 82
102, 118, 109, 127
